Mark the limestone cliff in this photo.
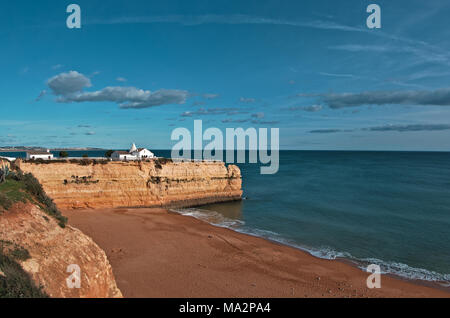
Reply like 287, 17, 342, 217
18, 159, 242, 210
0, 202, 122, 298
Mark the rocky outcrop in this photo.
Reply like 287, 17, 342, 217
0, 202, 122, 298
18, 160, 242, 210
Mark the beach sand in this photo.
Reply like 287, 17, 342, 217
63, 208, 450, 298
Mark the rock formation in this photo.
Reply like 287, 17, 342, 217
0, 202, 122, 297
18, 160, 243, 210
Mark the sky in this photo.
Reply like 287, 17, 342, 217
1, 0, 450, 150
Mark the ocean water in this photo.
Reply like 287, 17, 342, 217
172, 151, 450, 285
3, 149, 450, 284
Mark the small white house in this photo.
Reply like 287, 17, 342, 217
111, 151, 136, 161
135, 148, 154, 159
111, 143, 155, 161
26, 150, 54, 160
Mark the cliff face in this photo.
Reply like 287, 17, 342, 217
18, 160, 242, 210
0, 202, 122, 298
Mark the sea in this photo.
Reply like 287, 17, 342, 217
3, 149, 450, 285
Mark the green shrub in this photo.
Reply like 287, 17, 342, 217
9, 247, 31, 262
0, 251, 47, 298
0, 193, 12, 211
105, 150, 114, 158
154, 157, 173, 169
59, 151, 69, 158
8, 171, 67, 228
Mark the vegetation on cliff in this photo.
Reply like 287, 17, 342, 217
0, 240, 47, 298
0, 167, 67, 228
24, 158, 109, 165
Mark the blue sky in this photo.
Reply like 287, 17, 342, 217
2, 0, 450, 150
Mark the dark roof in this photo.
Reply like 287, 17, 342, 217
137, 148, 146, 151
114, 151, 130, 155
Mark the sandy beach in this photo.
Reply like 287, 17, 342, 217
64, 208, 450, 298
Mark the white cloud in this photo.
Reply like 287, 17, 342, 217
45, 71, 189, 109
47, 71, 92, 95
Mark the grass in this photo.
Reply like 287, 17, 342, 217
0, 179, 32, 204
0, 179, 32, 213
0, 241, 47, 298
0, 172, 67, 228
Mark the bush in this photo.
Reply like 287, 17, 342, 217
105, 150, 114, 158
0, 251, 47, 298
82, 154, 88, 158
154, 157, 173, 169
79, 159, 91, 166
59, 151, 69, 158
0, 193, 12, 211
9, 246, 31, 262
9, 171, 67, 228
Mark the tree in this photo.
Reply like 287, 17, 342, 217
82, 154, 88, 158
59, 151, 69, 158
105, 150, 114, 158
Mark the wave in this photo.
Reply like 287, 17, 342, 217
170, 207, 450, 286
170, 207, 245, 228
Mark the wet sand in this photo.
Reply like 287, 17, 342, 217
64, 208, 450, 298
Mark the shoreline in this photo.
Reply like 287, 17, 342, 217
63, 207, 450, 298
169, 207, 450, 291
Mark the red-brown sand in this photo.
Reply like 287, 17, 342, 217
63, 208, 450, 298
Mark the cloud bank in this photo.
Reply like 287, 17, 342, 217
45, 71, 189, 109
322, 87, 450, 109
309, 124, 450, 133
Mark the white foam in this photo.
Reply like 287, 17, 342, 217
170, 207, 244, 228
170, 207, 450, 286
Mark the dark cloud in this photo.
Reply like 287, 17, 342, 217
44, 71, 189, 109
309, 123, 450, 134
365, 124, 450, 132
181, 107, 245, 117
251, 120, 279, 125
47, 71, 92, 95
309, 129, 345, 134
290, 105, 322, 112
322, 87, 450, 109
221, 118, 250, 123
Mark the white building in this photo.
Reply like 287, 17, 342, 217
26, 150, 54, 160
111, 143, 155, 161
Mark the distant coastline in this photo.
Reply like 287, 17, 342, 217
0, 147, 105, 152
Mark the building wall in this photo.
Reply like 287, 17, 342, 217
27, 154, 54, 160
